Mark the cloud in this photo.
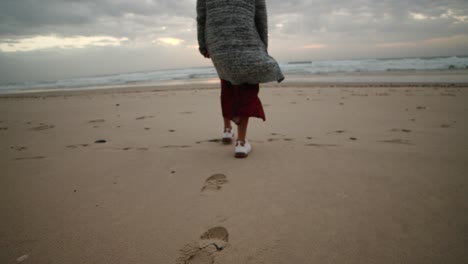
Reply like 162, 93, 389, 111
155, 37, 184, 46
410, 12, 433, 21
410, 9, 468, 23
0, 35, 128, 52
375, 34, 468, 48
295, 44, 327, 50
0, 0, 195, 38
268, 1, 467, 38
1, 0, 467, 47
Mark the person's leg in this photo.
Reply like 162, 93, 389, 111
221, 79, 234, 131
233, 83, 260, 157
222, 117, 234, 144
236, 116, 249, 144
221, 79, 234, 144
234, 116, 251, 158
223, 117, 232, 131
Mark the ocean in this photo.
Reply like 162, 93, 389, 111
1, 56, 467, 94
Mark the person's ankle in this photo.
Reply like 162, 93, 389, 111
236, 139, 246, 146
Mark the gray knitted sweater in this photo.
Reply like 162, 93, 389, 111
197, 0, 284, 85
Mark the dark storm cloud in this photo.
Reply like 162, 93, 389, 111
1, 0, 467, 43
267, 0, 468, 43
0, 0, 195, 37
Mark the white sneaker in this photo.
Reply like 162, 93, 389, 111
235, 139, 252, 158
222, 128, 234, 144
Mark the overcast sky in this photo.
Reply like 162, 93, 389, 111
1, 0, 467, 82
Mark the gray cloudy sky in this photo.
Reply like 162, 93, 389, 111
1, 0, 467, 82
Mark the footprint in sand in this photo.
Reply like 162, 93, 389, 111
0, 127, 8, 131
390, 128, 411, 133
196, 139, 222, 144
14, 156, 46, 161
325, 130, 346, 135
306, 143, 339, 147
121, 147, 149, 151
378, 139, 413, 145
267, 138, 294, 142
178, 226, 229, 264
66, 144, 90, 149
135, 115, 154, 120
87, 119, 106, 124
30, 124, 55, 131
201, 174, 228, 193
161, 145, 191, 149
10, 146, 27, 151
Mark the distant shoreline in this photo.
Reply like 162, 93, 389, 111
2, 55, 468, 94
1, 70, 468, 98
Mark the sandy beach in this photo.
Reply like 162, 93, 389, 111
1, 80, 467, 263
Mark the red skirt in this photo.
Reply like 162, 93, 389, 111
220, 79, 266, 124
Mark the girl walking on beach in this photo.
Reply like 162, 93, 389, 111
197, 0, 284, 158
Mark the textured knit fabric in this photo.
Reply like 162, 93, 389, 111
197, 0, 284, 85
220, 79, 266, 123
